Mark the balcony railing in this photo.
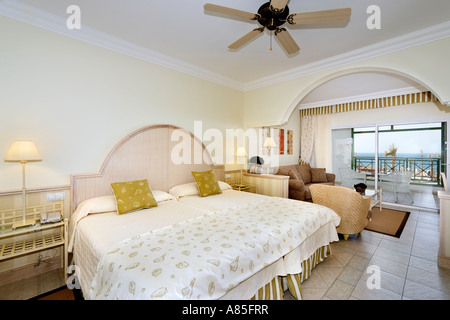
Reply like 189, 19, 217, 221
352, 156, 442, 186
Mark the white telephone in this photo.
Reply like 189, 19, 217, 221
40, 211, 62, 224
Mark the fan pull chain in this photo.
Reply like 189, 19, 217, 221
270, 31, 273, 51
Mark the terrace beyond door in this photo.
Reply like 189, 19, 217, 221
333, 122, 446, 210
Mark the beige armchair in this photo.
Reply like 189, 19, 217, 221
310, 184, 372, 240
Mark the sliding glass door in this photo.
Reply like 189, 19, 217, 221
333, 122, 446, 210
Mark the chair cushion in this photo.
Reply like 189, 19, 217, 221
311, 168, 328, 183
296, 164, 312, 184
288, 169, 302, 181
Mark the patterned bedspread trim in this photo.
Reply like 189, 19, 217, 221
251, 244, 331, 300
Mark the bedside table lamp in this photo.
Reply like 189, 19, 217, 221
4, 140, 42, 229
236, 147, 247, 187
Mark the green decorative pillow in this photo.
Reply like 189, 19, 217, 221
191, 170, 222, 197
110, 179, 157, 215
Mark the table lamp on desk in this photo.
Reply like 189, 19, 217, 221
4, 140, 42, 229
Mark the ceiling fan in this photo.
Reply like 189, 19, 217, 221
204, 0, 351, 55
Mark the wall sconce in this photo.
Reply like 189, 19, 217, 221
263, 137, 277, 153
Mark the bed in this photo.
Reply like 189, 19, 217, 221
69, 124, 340, 300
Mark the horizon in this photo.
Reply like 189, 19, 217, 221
353, 130, 441, 155
355, 152, 442, 158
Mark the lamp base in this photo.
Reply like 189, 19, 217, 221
12, 218, 36, 230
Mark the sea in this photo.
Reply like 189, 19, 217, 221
354, 152, 441, 173
355, 152, 441, 159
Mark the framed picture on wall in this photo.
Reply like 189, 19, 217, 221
274, 128, 284, 155
279, 129, 284, 155
287, 130, 293, 154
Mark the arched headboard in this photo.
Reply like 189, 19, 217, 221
70, 124, 224, 213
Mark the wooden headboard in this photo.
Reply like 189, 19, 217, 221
70, 124, 224, 213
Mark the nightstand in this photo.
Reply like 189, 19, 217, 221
225, 178, 256, 193
231, 184, 256, 193
0, 200, 68, 281
243, 172, 289, 198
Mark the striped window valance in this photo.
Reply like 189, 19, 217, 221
300, 91, 438, 117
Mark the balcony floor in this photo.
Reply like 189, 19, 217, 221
381, 190, 439, 211
336, 182, 440, 211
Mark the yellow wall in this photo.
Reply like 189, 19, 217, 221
243, 38, 450, 128
0, 17, 244, 190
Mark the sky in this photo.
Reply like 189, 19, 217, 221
354, 130, 442, 155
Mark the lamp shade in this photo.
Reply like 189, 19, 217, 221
4, 140, 42, 162
263, 137, 277, 148
236, 147, 247, 157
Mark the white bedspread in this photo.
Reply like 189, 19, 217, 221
72, 199, 210, 298
89, 197, 340, 300
177, 189, 268, 211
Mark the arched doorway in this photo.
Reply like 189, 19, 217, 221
288, 68, 447, 211
281, 66, 443, 124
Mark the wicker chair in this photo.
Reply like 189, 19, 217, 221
310, 184, 372, 240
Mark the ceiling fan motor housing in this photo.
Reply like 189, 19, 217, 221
257, 2, 289, 30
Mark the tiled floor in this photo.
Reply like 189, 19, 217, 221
381, 189, 440, 211
287, 204, 450, 300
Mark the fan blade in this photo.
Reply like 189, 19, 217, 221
270, 0, 289, 12
287, 8, 351, 25
228, 28, 264, 50
204, 3, 258, 20
275, 28, 300, 54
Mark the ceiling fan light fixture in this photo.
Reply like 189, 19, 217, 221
257, 2, 290, 31
269, 0, 289, 13
204, 1, 351, 56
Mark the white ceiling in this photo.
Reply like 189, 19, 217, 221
300, 72, 427, 108
2, 0, 450, 99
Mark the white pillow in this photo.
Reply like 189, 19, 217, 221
68, 195, 115, 252
169, 181, 232, 199
68, 190, 176, 252
219, 180, 232, 191
168, 182, 199, 199
152, 190, 176, 203
83, 195, 116, 213
76, 191, 175, 215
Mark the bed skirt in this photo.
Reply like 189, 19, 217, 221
251, 244, 331, 300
